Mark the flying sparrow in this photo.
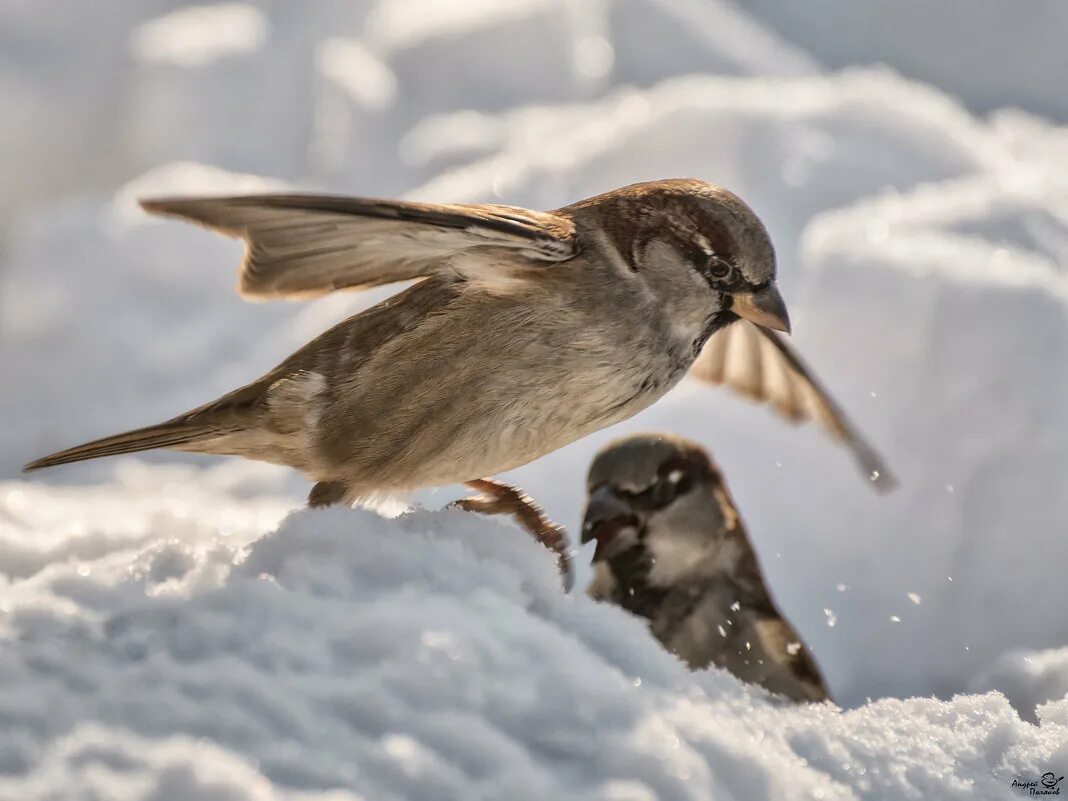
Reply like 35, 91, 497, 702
24, 179, 889, 505
583, 433, 829, 702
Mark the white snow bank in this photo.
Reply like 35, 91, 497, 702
972, 648, 1068, 725
739, 0, 1068, 121
1, 480, 1064, 800
797, 168, 1068, 703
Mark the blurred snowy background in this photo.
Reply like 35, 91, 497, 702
2, 1, 1067, 798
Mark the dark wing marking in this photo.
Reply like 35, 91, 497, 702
140, 194, 577, 299
691, 320, 895, 490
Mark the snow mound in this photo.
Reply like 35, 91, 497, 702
799, 167, 1068, 702
1, 479, 1064, 800
972, 648, 1068, 725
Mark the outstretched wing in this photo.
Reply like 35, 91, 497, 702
140, 194, 577, 299
691, 321, 895, 490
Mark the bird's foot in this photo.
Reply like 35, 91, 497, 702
451, 478, 573, 591
308, 480, 348, 508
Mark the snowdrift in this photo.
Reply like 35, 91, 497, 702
1, 478, 1064, 800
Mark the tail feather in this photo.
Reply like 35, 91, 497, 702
23, 420, 223, 472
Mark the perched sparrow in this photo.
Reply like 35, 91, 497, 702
583, 433, 829, 702
25, 179, 889, 506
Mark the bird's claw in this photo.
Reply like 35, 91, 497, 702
453, 478, 573, 591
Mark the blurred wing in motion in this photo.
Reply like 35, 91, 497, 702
140, 194, 577, 299
691, 321, 895, 490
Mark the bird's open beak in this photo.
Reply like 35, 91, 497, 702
731, 283, 791, 334
581, 486, 640, 563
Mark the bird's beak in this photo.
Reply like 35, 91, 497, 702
731, 283, 791, 334
581, 485, 640, 563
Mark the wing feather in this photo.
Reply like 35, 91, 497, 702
140, 194, 577, 299
691, 321, 895, 490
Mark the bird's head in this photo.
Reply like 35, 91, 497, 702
566, 179, 788, 344
581, 433, 745, 590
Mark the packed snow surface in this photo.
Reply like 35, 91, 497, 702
2, 0, 1067, 798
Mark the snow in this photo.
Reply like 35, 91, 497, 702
2, 485, 1066, 799
737, 0, 1068, 122
972, 648, 1068, 725
3, 0, 1068, 797
129, 4, 269, 67
367, 0, 558, 51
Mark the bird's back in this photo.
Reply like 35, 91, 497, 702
653, 564, 829, 702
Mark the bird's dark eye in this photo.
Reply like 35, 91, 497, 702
665, 468, 694, 496
705, 255, 733, 280
650, 464, 693, 505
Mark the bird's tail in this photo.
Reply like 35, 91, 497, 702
23, 418, 225, 472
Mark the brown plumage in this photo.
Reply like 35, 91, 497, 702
691, 321, 892, 487
139, 193, 577, 299
25, 179, 891, 507
583, 433, 829, 702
